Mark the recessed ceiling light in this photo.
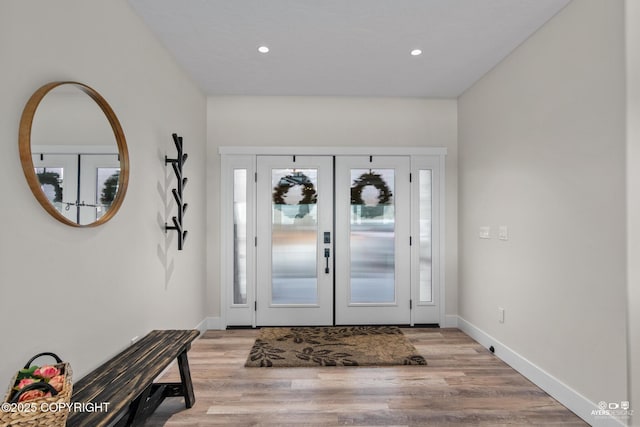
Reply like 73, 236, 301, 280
410, 49, 422, 56
258, 46, 270, 54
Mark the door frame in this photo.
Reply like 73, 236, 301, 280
219, 146, 447, 328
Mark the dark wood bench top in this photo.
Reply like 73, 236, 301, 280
67, 329, 199, 427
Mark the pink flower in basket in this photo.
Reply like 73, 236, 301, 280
16, 378, 39, 390
18, 389, 51, 402
48, 375, 65, 392
33, 365, 59, 380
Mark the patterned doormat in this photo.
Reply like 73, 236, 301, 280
245, 326, 427, 367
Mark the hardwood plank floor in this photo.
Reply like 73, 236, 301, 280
145, 328, 587, 426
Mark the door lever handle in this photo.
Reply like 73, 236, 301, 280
324, 248, 330, 274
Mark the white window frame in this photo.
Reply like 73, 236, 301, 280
220, 154, 257, 327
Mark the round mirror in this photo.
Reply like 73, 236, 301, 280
19, 82, 129, 227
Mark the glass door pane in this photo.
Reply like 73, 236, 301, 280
79, 154, 120, 225
96, 167, 120, 220
419, 169, 433, 303
350, 169, 395, 303
233, 169, 248, 305
32, 153, 78, 223
271, 168, 318, 304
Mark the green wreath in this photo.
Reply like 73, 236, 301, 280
272, 171, 317, 218
36, 171, 63, 203
350, 171, 393, 218
100, 173, 120, 207
351, 172, 393, 205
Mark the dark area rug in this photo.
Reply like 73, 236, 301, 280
245, 326, 427, 367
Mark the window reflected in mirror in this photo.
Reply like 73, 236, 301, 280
35, 167, 64, 204
32, 152, 120, 224
19, 81, 129, 227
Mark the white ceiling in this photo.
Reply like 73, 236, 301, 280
128, 0, 570, 97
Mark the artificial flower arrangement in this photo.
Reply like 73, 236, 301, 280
12, 364, 66, 402
1, 353, 72, 427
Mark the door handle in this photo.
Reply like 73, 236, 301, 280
324, 248, 330, 274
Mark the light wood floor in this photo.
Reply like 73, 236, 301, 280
145, 328, 587, 426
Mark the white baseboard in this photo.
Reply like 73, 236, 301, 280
200, 316, 223, 331
194, 318, 208, 334
443, 314, 459, 328
456, 316, 627, 427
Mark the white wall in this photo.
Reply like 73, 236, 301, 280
458, 0, 627, 422
206, 97, 458, 321
626, 0, 640, 424
0, 0, 207, 387
31, 91, 115, 147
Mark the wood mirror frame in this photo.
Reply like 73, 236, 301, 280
19, 81, 130, 227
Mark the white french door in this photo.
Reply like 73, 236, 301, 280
335, 156, 411, 325
256, 156, 334, 326
221, 149, 445, 328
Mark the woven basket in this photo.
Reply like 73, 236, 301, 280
0, 353, 73, 427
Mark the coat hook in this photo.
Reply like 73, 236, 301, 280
165, 133, 188, 250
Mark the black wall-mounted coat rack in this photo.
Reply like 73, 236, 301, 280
165, 133, 188, 250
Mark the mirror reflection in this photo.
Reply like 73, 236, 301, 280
19, 82, 129, 227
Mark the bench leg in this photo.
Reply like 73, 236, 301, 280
177, 349, 195, 408
122, 384, 153, 427
119, 384, 169, 427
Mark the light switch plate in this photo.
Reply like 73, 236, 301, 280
479, 226, 491, 239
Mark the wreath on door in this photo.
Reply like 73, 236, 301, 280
36, 171, 63, 203
272, 171, 317, 218
350, 171, 393, 218
100, 172, 120, 207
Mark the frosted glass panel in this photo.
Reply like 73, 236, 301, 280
419, 170, 433, 303
271, 169, 318, 304
233, 169, 247, 304
350, 169, 395, 303
96, 168, 119, 220
35, 167, 64, 206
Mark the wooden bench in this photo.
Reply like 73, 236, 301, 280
66, 329, 200, 427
